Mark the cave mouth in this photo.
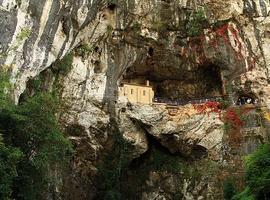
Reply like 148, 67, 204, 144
121, 63, 224, 102
236, 93, 259, 105
107, 2, 116, 11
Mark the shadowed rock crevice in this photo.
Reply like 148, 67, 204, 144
115, 134, 212, 199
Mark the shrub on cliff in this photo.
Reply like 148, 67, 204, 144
245, 144, 270, 198
232, 187, 255, 200
0, 135, 22, 199
223, 181, 236, 200
186, 8, 208, 37
233, 144, 270, 200
52, 53, 73, 74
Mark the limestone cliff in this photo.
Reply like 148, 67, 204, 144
1, 0, 270, 199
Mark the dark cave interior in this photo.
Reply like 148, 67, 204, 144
122, 62, 224, 101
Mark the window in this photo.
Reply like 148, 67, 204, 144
143, 90, 146, 96
131, 89, 133, 94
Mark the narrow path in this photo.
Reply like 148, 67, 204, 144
153, 96, 223, 106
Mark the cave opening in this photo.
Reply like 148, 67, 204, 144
236, 93, 259, 106
120, 62, 224, 104
148, 47, 154, 57
107, 3, 116, 11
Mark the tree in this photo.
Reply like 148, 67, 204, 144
0, 135, 22, 199
0, 71, 22, 199
0, 71, 73, 198
233, 144, 270, 200
245, 144, 270, 198
8, 93, 73, 199
0, 64, 74, 199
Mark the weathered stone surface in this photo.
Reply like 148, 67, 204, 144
119, 103, 224, 160
0, 0, 110, 102
118, 102, 149, 159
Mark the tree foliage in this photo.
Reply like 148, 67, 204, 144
0, 135, 22, 199
233, 144, 270, 200
0, 72, 73, 199
232, 187, 255, 200
11, 93, 73, 199
223, 181, 236, 200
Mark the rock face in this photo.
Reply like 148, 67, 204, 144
119, 103, 223, 159
0, 0, 110, 102
1, 0, 270, 199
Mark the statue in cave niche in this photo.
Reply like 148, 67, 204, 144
236, 95, 258, 106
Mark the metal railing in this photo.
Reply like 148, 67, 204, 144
153, 96, 223, 106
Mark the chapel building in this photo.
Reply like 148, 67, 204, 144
119, 80, 154, 104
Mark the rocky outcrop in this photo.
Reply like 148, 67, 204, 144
118, 102, 223, 160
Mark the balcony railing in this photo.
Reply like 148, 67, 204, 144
153, 96, 223, 106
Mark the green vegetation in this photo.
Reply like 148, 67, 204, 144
75, 44, 93, 57
96, 137, 184, 199
3, 27, 32, 55
0, 72, 73, 199
16, 28, 32, 42
96, 131, 218, 199
149, 145, 183, 173
53, 53, 73, 74
223, 122, 231, 133
186, 8, 208, 37
131, 22, 142, 32
225, 83, 233, 96
30, 77, 42, 92
96, 131, 134, 199
220, 99, 231, 110
0, 136, 22, 199
233, 187, 255, 200
0, 52, 8, 60
233, 144, 270, 200
223, 181, 237, 200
